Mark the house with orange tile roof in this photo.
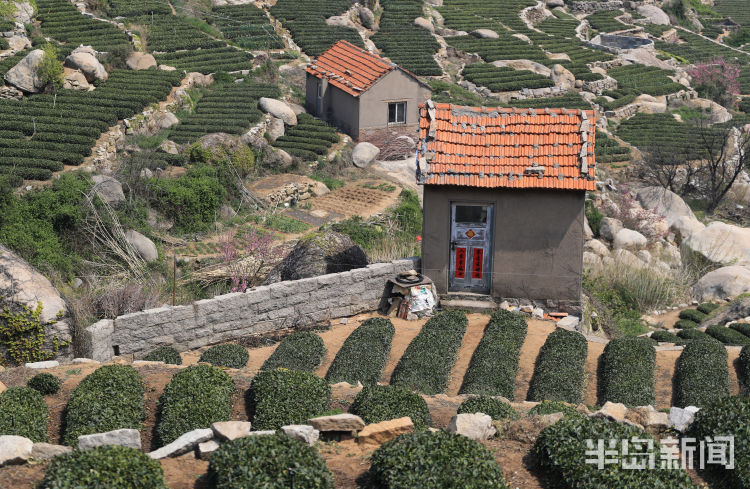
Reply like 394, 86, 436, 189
417, 101, 596, 311
305, 40, 431, 141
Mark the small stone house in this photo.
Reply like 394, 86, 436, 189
416, 102, 597, 311
305, 40, 431, 141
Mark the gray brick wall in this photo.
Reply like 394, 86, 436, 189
84, 258, 419, 361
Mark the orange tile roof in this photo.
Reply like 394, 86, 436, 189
417, 102, 597, 191
306, 40, 396, 97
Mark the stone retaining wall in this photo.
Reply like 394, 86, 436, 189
83, 258, 419, 361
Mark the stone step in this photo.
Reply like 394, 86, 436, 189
440, 293, 498, 313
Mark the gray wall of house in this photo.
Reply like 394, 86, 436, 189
305, 74, 360, 136
358, 69, 431, 132
421, 186, 585, 307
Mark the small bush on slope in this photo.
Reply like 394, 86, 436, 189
349, 384, 431, 431
740, 345, 750, 395
457, 396, 517, 420
0, 386, 48, 442
247, 369, 330, 431
369, 431, 508, 488
599, 337, 655, 406
261, 331, 326, 372
679, 309, 707, 323
705, 325, 750, 345
528, 400, 586, 420
675, 340, 729, 408
209, 434, 334, 489
26, 372, 62, 395
527, 329, 587, 404
156, 365, 234, 446
143, 346, 182, 365
325, 317, 395, 385
198, 344, 249, 369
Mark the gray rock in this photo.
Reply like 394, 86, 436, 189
359, 6, 376, 30
157, 139, 179, 155
23, 360, 59, 369
248, 430, 276, 436
4, 49, 44, 93
413, 16, 434, 32
702, 294, 750, 328
532, 307, 544, 319
8, 35, 31, 52
682, 221, 750, 267
694, 266, 750, 302
352, 142, 380, 168
0, 244, 68, 323
64, 48, 107, 83
325, 14, 356, 29
633, 406, 669, 429
31, 443, 72, 460
0, 435, 33, 466
551, 64, 575, 91
446, 413, 496, 440
281, 425, 319, 446
198, 439, 220, 459
309, 181, 329, 197
585, 239, 609, 257
669, 406, 699, 433
126, 52, 157, 71
590, 401, 627, 422
637, 5, 670, 25
557, 316, 580, 330
537, 412, 565, 428
92, 175, 125, 204
78, 429, 142, 450
83, 319, 113, 362
491, 59, 551, 77
266, 116, 285, 141
635, 187, 701, 239
125, 230, 158, 262
154, 111, 179, 130
211, 421, 252, 441
599, 217, 622, 242
545, 0, 564, 6
613, 228, 647, 251
471, 29, 499, 39
584, 217, 593, 240
62, 70, 90, 91
148, 428, 213, 459
308, 413, 365, 432
258, 98, 297, 126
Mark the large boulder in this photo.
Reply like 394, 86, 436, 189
153, 111, 178, 130
3, 48, 44, 93
352, 142, 380, 168
637, 5, 670, 25
446, 413, 496, 441
125, 230, 158, 262
694, 266, 750, 302
0, 244, 68, 323
551, 64, 575, 90
491, 59, 551, 77
263, 232, 368, 284
599, 217, 622, 242
613, 228, 647, 251
63, 69, 90, 91
471, 29, 499, 39
0, 435, 33, 466
258, 97, 297, 126
266, 116, 285, 142
635, 186, 702, 239
64, 47, 107, 83
359, 7, 376, 30
91, 175, 125, 204
682, 221, 750, 267
702, 294, 750, 327
126, 52, 157, 71
8, 35, 31, 52
413, 16, 434, 32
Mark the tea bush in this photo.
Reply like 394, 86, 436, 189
679, 309, 707, 324
535, 417, 698, 488
740, 346, 750, 394
0, 386, 49, 442
39, 445, 167, 489
198, 344, 249, 369
675, 319, 699, 329
457, 396, 517, 420
391, 310, 468, 395
247, 369, 331, 431
27, 372, 62, 395
143, 346, 182, 365
369, 431, 509, 488
210, 5, 284, 50
209, 434, 334, 488
677, 328, 720, 342
706, 325, 750, 345
675, 340, 729, 408
462, 63, 554, 92
64, 365, 144, 446
730, 323, 750, 338
697, 302, 720, 315
156, 365, 234, 446
350, 385, 431, 431
261, 331, 326, 372
527, 329, 587, 404
460, 310, 527, 399
272, 114, 339, 161
599, 337, 655, 406
688, 396, 750, 489
528, 400, 586, 419
326, 318, 395, 385
650, 330, 687, 345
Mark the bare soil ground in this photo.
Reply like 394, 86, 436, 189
0, 313, 742, 488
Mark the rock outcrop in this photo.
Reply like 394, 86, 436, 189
126, 52, 157, 71
352, 142, 380, 168
682, 221, 750, 267
3, 49, 44, 93
694, 266, 750, 301
258, 97, 297, 126
124, 230, 158, 262
64, 46, 107, 83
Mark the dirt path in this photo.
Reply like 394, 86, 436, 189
514, 320, 558, 402
583, 341, 607, 407
446, 314, 491, 395
381, 316, 426, 383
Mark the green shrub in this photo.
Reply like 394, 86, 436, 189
39, 445, 167, 489
199, 344, 249, 369
535, 417, 698, 488
261, 331, 326, 372
64, 365, 144, 446
697, 302, 720, 315
730, 323, 750, 338
0, 386, 48, 442
326, 317, 395, 385
156, 365, 234, 446
458, 396, 517, 420
527, 329, 587, 404
390, 310, 467, 395
599, 337, 655, 406
460, 310, 528, 399
585, 200, 602, 237
528, 400, 586, 419
27, 372, 62, 395
650, 330, 685, 344
675, 319, 699, 329
247, 369, 331, 431
675, 340, 729, 408
143, 346, 182, 365
706, 325, 750, 345
350, 385, 431, 431
688, 396, 750, 489
208, 434, 334, 488
677, 328, 720, 342
369, 431, 508, 488
741, 345, 750, 395
679, 309, 707, 323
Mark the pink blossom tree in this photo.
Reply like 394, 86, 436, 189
221, 230, 275, 292
687, 57, 740, 109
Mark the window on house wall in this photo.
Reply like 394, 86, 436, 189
388, 101, 406, 124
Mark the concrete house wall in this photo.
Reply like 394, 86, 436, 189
421, 186, 585, 308
305, 74, 360, 135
